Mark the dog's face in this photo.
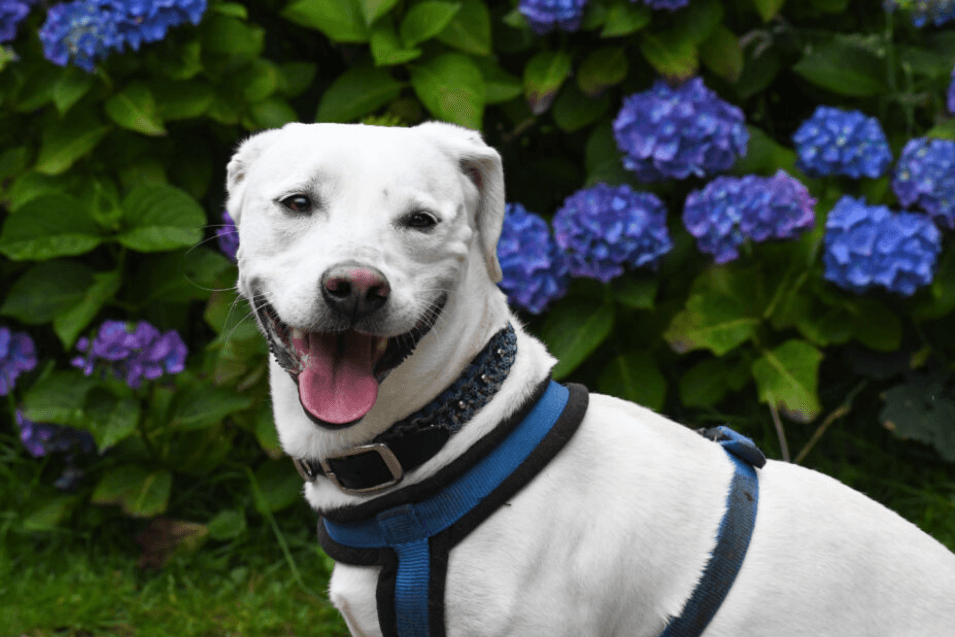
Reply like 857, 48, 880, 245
226, 122, 505, 429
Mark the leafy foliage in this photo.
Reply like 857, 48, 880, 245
1, 0, 954, 561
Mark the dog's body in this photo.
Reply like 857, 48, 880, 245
227, 122, 955, 637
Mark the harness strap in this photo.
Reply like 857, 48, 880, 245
661, 426, 766, 637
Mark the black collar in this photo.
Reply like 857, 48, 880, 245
293, 324, 517, 494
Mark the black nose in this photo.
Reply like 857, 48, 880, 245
321, 263, 391, 320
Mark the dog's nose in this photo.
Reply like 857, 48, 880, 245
321, 263, 391, 319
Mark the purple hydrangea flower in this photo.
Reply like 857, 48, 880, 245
883, 0, 955, 27
613, 78, 749, 182
518, 0, 588, 33
0, 327, 37, 395
639, 0, 690, 9
71, 319, 187, 388
823, 196, 941, 296
892, 137, 955, 230
497, 203, 570, 314
792, 106, 893, 179
16, 410, 95, 459
217, 210, 239, 262
553, 183, 672, 283
683, 170, 817, 264
39, 0, 207, 71
1, 0, 33, 42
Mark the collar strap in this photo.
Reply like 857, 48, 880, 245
293, 324, 517, 495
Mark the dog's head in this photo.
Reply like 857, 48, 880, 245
226, 122, 506, 429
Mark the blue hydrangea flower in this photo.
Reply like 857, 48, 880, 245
0, 327, 37, 395
893, 137, 955, 230
518, 0, 587, 33
792, 106, 893, 179
823, 196, 941, 296
217, 210, 239, 262
71, 319, 187, 388
613, 78, 749, 182
0, 0, 33, 42
639, 0, 690, 9
683, 170, 816, 264
497, 203, 569, 314
883, 0, 955, 27
39, 0, 207, 71
552, 183, 672, 283
16, 410, 95, 459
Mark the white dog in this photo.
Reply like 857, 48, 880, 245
227, 121, 955, 637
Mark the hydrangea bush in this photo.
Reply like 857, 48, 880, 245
1, 0, 954, 544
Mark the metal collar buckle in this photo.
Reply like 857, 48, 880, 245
319, 443, 404, 495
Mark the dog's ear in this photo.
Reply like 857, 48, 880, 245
225, 128, 286, 225
415, 122, 505, 283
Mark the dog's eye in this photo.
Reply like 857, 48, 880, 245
279, 195, 312, 214
404, 211, 438, 230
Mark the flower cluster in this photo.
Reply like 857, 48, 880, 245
683, 170, 817, 264
1, 0, 32, 42
883, 0, 955, 27
71, 320, 187, 388
217, 210, 239, 262
613, 78, 749, 182
892, 137, 955, 230
792, 106, 893, 179
640, 0, 690, 9
16, 410, 95, 458
39, 0, 207, 72
518, 0, 587, 33
1, 326, 37, 395
497, 203, 570, 314
553, 183, 672, 283
823, 196, 941, 296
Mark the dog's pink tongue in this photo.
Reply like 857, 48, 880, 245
298, 332, 380, 424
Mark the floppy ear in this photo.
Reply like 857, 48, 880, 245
415, 122, 505, 283
225, 127, 286, 225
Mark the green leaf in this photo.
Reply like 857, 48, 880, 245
700, 25, 743, 83
751, 0, 784, 21
752, 339, 823, 423
435, 0, 491, 56
149, 38, 203, 80
23, 371, 98, 429
523, 50, 572, 115
400, 1, 461, 47
248, 98, 299, 129
540, 302, 615, 379
153, 80, 215, 120
679, 0, 723, 44
117, 184, 205, 252
167, 382, 254, 431
281, 0, 367, 42
21, 496, 77, 531
277, 62, 318, 98
104, 83, 167, 136
880, 373, 955, 462
475, 59, 523, 104
53, 269, 122, 348
598, 352, 666, 411
410, 53, 485, 129
553, 84, 610, 132
899, 46, 955, 79
130, 248, 234, 306
202, 15, 266, 58
252, 460, 302, 514
600, 0, 651, 38
0, 260, 95, 324
208, 509, 247, 540
83, 389, 142, 450
92, 465, 172, 518
730, 125, 796, 176
370, 18, 423, 66
214, 1, 248, 18
362, 0, 401, 24
792, 38, 887, 97
35, 110, 111, 175
53, 66, 96, 116
577, 47, 629, 97
316, 65, 402, 122
639, 29, 698, 81
926, 119, 955, 141
680, 358, 732, 408
0, 194, 103, 261
609, 274, 658, 309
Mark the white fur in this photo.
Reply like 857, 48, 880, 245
228, 122, 955, 637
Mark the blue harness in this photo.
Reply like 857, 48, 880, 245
318, 382, 766, 637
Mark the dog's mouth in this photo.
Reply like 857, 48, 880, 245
254, 296, 446, 429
